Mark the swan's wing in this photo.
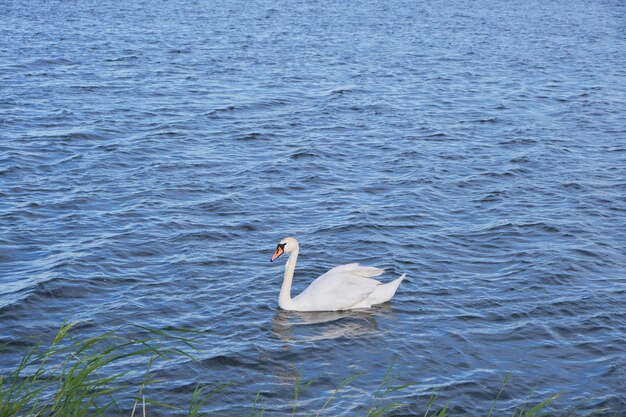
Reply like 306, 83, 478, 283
323, 263, 385, 278
292, 263, 383, 311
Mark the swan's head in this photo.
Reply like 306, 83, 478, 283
270, 237, 299, 262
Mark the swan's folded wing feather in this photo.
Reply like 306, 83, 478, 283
292, 264, 382, 311
323, 263, 384, 278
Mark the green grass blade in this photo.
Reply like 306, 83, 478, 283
487, 373, 511, 417
523, 394, 560, 417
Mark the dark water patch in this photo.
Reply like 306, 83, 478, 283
424, 132, 447, 139
508, 155, 531, 164
498, 138, 537, 147
105, 55, 140, 62
236, 132, 266, 141
28, 57, 74, 67
56, 130, 107, 141
478, 190, 508, 203
459, 117, 499, 124
323, 85, 359, 97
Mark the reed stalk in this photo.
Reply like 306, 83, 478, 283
0, 323, 579, 416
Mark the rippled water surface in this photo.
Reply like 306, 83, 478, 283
1, 0, 625, 415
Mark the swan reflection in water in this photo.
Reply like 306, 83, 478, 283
271, 304, 395, 343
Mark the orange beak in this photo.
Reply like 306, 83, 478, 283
270, 245, 284, 262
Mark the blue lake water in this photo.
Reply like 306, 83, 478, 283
1, 0, 625, 415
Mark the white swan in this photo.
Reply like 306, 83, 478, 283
270, 237, 405, 312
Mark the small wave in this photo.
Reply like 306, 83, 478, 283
571, 248, 602, 259
29, 57, 74, 66
254, 98, 289, 108
288, 148, 331, 160
562, 182, 583, 190
459, 117, 499, 124
465, 221, 561, 237
425, 132, 447, 138
498, 138, 537, 146
201, 353, 254, 369
509, 156, 530, 164
479, 171, 515, 179
323, 85, 358, 96
236, 132, 265, 141
173, 231, 232, 242
58, 130, 106, 141
104, 55, 139, 62
207, 98, 289, 119
206, 105, 237, 118
0, 164, 21, 176
72, 85, 104, 91
194, 197, 245, 215
167, 48, 191, 55
478, 193, 505, 203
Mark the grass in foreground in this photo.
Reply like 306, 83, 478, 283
0, 322, 581, 416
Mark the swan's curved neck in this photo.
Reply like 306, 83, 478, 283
279, 245, 299, 310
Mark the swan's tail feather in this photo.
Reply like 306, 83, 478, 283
352, 274, 405, 308
385, 274, 405, 294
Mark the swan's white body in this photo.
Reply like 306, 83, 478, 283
271, 237, 405, 312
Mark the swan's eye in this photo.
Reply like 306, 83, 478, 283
277, 243, 286, 250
